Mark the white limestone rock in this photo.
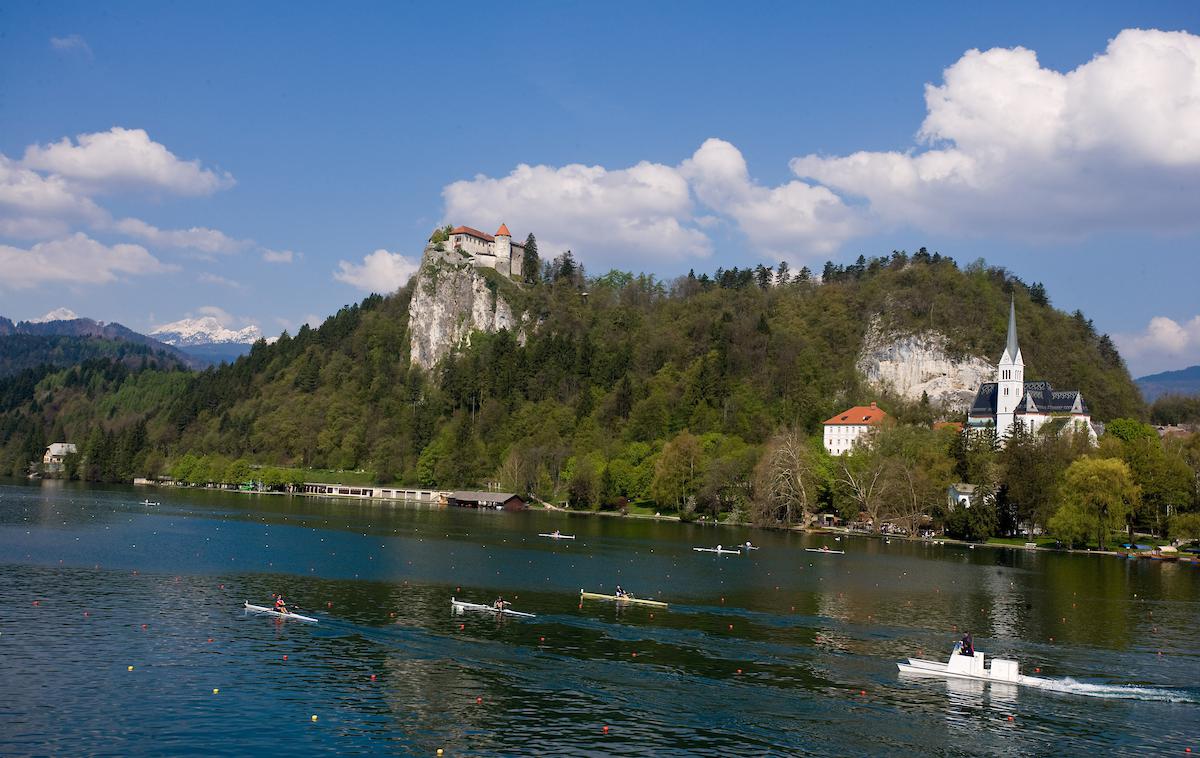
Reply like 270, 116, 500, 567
856, 318, 993, 411
408, 245, 520, 370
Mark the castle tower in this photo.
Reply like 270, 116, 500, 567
995, 297, 1025, 440
494, 223, 512, 277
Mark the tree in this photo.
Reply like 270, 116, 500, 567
522, 233, 540, 284
834, 443, 889, 530
1051, 457, 1139, 550
752, 428, 821, 527
879, 425, 955, 536
775, 261, 790, 286
651, 431, 704, 510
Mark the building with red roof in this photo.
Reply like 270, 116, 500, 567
443, 223, 526, 278
822, 401, 888, 455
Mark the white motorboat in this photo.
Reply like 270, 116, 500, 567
898, 645, 1046, 687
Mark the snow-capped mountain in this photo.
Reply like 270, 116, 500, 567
29, 307, 80, 323
150, 317, 263, 346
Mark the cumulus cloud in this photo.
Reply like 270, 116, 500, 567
50, 34, 92, 59
0, 155, 107, 238
682, 138, 863, 257
198, 272, 244, 289
333, 249, 419, 293
790, 29, 1200, 238
1116, 315, 1200, 375
114, 217, 248, 254
443, 160, 711, 269
0, 232, 170, 288
261, 248, 296, 263
22, 127, 234, 196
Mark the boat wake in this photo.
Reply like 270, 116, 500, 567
1027, 677, 1197, 703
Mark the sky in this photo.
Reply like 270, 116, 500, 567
1, 2, 1198, 376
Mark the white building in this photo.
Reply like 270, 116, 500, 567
822, 402, 888, 455
43, 442, 77, 473
444, 223, 525, 279
947, 483, 977, 510
967, 299, 1096, 444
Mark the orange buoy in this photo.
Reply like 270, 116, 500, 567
370, 674, 376, 681
476, 697, 482, 704
603, 726, 609, 734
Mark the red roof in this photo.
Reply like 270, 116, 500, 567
495, 223, 511, 237
822, 402, 887, 426
450, 225, 495, 242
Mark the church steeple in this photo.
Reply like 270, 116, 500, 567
1000, 296, 1022, 365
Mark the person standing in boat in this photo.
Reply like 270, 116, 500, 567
960, 632, 974, 656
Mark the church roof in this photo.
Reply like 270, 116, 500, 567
495, 223, 511, 237
823, 402, 888, 426
969, 381, 1089, 416
999, 296, 1022, 364
450, 225, 495, 242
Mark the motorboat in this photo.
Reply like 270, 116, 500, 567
898, 644, 1046, 687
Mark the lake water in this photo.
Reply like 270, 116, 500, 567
0, 480, 1196, 756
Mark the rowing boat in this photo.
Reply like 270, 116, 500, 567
580, 590, 668, 608
538, 532, 576, 540
693, 547, 741, 555
804, 548, 845, 555
243, 602, 318, 623
451, 597, 536, 618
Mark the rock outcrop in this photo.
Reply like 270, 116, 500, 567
408, 245, 520, 370
856, 318, 993, 411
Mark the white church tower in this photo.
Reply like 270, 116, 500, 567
995, 297, 1025, 440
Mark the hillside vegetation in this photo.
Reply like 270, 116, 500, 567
0, 252, 1156, 533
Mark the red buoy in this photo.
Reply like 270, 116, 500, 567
476, 696, 482, 704
283, 655, 288, 661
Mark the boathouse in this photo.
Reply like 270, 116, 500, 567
447, 491, 527, 511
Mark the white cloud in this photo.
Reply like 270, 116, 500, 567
195, 305, 237, 325
0, 155, 107, 238
333, 249, 419, 293
1116, 315, 1200, 375
443, 159, 711, 269
0, 232, 170, 288
50, 34, 92, 59
261, 248, 296, 263
22, 127, 234, 196
681, 138, 863, 257
198, 272, 244, 289
790, 29, 1200, 239
114, 217, 247, 254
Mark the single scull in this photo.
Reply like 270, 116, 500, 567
538, 532, 576, 540
804, 548, 845, 554
693, 547, 741, 555
451, 597, 536, 618
243, 602, 318, 623
580, 590, 668, 608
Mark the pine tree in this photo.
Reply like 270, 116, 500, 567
522, 233, 540, 284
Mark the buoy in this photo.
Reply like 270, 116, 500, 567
860, 690, 866, 696
212, 688, 219, 694
437, 750, 443, 757
1007, 716, 1014, 722
84, 611, 89, 617
327, 602, 332, 608
459, 624, 465, 630
370, 674, 376, 681
631, 652, 637, 657
141, 624, 147, 630
476, 697, 482, 704
539, 636, 545, 642
1034, 667, 1040, 673
728, 624, 733, 630
128, 665, 134, 671
736, 669, 742, 674
602, 726, 609, 734
208, 638, 213, 643
283, 655, 288, 661
311, 715, 318, 722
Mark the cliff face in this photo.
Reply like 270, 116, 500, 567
856, 318, 994, 411
407, 245, 519, 371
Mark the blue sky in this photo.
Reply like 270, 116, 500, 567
1, 2, 1198, 374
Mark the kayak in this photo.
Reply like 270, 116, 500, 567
243, 602, 318, 623
538, 533, 576, 540
693, 547, 741, 555
804, 548, 845, 555
451, 597, 536, 618
580, 590, 668, 608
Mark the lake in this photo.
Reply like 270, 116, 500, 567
0, 480, 1196, 756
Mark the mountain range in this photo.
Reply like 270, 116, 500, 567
150, 316, 263, 364
1136, 365, 1200, 402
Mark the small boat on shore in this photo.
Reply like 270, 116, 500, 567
538, 532, 576, 540
580, 590, 668, 608
693, 547, 741, 555
805, 547, 844, 555
451, 597, 536, 618
898, 645, 1045, 687
243, 601, 318, 623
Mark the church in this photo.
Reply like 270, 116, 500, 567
966, 299, 1096, 444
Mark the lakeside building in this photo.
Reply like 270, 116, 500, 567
966, 299, 1096, 445
822, 402, 888, 455
42, 442, 77, 474
444, 223, 525, 279
445, 491, 527, 511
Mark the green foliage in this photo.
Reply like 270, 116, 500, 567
1150, 394, 1200, 425
1105, 418, 1157, 443
1052, 457, 1139, 550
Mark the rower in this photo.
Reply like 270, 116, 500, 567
717, 544, 723, 552
493, 596, 506, 610
744, 541, 754, 549
274, 594, 288, 615
614, 584, 627, 598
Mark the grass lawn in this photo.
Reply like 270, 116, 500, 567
274, 467, 380, 486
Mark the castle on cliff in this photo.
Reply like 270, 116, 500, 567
440, 223, 525, 279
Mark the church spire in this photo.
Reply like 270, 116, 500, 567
1006, 296, 1019, 360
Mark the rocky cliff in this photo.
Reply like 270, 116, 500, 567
856, 317, 994, 411
407, 245, 520, 370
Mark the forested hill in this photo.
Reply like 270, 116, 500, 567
0, 252, 1143, 485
